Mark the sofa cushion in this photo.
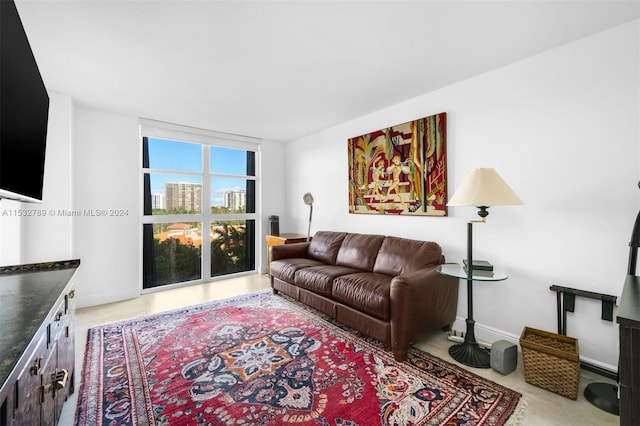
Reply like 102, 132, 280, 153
332, 272, 392, 321
307, 231, 347, 264
294, 265, 360, 297
270, 258, 324, 283
373, 236, 443, 276
335, 233, 385, 271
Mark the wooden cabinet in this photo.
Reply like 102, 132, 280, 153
0, 260, 79, 426
617, 274, 640, 426
265, 234, 308, 275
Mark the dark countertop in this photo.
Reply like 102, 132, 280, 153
0, 259, 80, 389
618, 274, 640, 328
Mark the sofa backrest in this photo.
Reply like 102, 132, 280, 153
335, 233, 385, 271
307, 231, 347, 264
308, 231, 442, 274
373, 236, 443, 276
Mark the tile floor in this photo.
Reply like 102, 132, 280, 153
59, 273, 619, 425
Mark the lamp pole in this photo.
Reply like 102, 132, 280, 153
303, 192, 314, 242
448, 210, 492, 368
307, 204, 313, 242
465, 221, 476, 344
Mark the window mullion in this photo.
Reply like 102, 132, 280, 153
202, 145, 211, 279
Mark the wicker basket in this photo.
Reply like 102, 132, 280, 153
519, 327, 580, 399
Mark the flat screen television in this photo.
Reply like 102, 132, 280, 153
0, 0, 49, 203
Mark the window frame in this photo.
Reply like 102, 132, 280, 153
139, 119, 261, 293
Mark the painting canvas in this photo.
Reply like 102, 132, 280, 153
348, 112, 447, 216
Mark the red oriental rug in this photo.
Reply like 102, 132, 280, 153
74, 291, 521, 425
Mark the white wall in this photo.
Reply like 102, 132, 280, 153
259, 140, 287, 271
22, 92, 74, 263
284, 20, 640, 370
0, 200, 22, 266
0, 92, 74, 266
72, 107, 141, 307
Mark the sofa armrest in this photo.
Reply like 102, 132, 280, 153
389, 267, 459, 358
270, 242, 311, 261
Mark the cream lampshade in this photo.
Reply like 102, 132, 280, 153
448, 168, 522, 217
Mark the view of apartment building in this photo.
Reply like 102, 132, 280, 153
165, 181, 202, 212
157, 183, 245, 212
224, 189, 246, 211
151, 192, 165, 210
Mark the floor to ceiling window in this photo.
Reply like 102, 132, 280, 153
140, 120, 258, 290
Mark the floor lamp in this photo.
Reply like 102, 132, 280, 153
447, 168, 523, 367
303, 192, 314, 242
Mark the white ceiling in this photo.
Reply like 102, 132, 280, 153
15, 1, 640, 142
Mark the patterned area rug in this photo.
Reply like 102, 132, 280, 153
75, 291, 521, 425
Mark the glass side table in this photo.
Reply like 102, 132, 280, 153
437, 263, 508, 368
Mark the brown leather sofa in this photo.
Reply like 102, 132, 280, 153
269, 231, 459, 361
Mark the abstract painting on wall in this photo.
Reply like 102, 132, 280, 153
348, 112, 447, 216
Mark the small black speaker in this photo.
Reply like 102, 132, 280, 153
490, 340, 517, 375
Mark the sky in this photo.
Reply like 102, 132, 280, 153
146, 138, 250, 207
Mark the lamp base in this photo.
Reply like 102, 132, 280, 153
584, 383, 619, 415
449, 341, 491, 368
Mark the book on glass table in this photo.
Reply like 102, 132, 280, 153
463, 266, 495, 277
462, 259, 494, 271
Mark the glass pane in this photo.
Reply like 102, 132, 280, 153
210, 220, 255, 277
145, 137, 202, 172
143, 222, 202, 288
211, 177, 255, 213
210, 146, 255, 176
144, 173, 202, 215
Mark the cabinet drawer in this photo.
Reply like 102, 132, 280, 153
39, 343, 59, 426
57, 322, 75, 398
64, 289, 75, 316
48, 303, 67, 347
13, 335, 47, 425
47, 288, 76, 347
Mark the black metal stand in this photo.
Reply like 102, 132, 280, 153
550, 285, 619, 415
448, 221, 491, 368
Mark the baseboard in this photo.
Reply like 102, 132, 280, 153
451, 317, 618, 378
452, 318, 520, 346
580, 361, 618, 381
